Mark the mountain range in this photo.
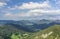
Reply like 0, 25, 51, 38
0, 19, 60, 39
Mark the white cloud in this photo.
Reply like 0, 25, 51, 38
5, 13, 14, 17
0, 0, 10, 2
7, 7, 16, 10
5, 13, 11, 16
9, 1, 51, 10
3, 9, 60, 20
29, 9, 60, 14
56, 0, 60, 6
0, 2, 7, 7
4, 0, 60, 17
1, 0, 60, 20
4, 11, 43, 18
18, 1, 51, 9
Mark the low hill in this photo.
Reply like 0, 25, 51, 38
0, 20, 60, 39
0, 24, 32, 39
28, 25, 60, 39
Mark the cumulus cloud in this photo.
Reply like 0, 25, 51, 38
8, 1, 51, 10
18, 1, 51, 9
56, 0, 60, 6
1, 0, 60, 20
0, 0, 10, 2
5, 13, 13, 17
0, 2, 7, 7
29, 9, 60, 14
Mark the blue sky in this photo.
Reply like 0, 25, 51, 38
0, 0, 60, 20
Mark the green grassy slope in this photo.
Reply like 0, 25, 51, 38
28, 25, 60, 39
0, 24, 33, 39
0, 24, 60, 39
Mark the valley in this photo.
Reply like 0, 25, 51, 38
0, 20, 60, 39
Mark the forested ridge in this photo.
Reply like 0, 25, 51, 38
0, 20, 60, 39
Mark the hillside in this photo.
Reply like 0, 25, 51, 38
0, 20, 60, 39
0, 24, 33, 39
29, 25, 60, 39
3, 24, 60, 39
0, 20, 60, 32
